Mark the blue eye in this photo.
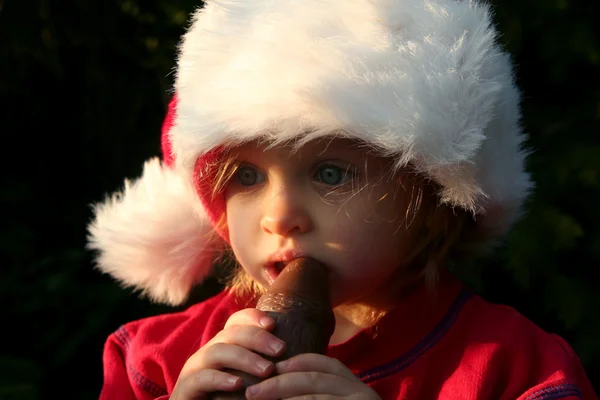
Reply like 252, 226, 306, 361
237, 166, 259, 186
315, 165, 352, 186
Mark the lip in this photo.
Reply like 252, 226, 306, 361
264, 249, 307, 285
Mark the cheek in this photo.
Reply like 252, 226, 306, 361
324, 194, 405, 251
328, 219, 404, 267
322, 198, 408, 275
226, 197, 260, 260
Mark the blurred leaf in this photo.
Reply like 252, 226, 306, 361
0, 386, 40, 400
545, 275, 588, 330
0, 358, 42, 399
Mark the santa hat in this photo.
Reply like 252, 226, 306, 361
87, 0, 533, 305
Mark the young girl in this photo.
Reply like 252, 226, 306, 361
89, 0, 597, 398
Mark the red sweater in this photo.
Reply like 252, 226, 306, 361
99, 279, 597, 399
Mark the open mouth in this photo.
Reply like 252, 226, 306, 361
265, 261, 287, 285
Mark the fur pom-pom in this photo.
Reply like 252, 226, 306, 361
87, 158, 220, 305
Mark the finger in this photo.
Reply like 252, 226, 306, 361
209, 324, 286, 358
245, 371, 358, 399
284, 397, 346, 400
225, 308, 276, 330
192, 342, 276, 378
276, 354, 358, 381
173, 368, 243, 398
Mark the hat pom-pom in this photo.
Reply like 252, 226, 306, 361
87, 157, 219, 305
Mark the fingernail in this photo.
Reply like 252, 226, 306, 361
276, 359, 289, 370
259, 316, 273, 327
256, 359, 271, 373
270, 339, 284, 354
246, 384, 260, 397
227, 376, 240, 385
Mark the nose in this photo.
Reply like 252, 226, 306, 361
260, 184, 313, 236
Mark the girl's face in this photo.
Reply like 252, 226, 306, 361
224, 139, 420, 307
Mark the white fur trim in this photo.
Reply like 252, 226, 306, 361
87, 158, 219, 305
171, 0, 533, 238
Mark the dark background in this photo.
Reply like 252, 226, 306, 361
1, 0, 598, 398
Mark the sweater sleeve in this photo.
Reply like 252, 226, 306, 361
97, 292, 237, 400
99, 327, 169, 400
515, 334, 598, 400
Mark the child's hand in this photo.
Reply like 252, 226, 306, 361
170, 308, 286, 399
244, 353, 382, 399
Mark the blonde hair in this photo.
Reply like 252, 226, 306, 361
208, 144, 475, 320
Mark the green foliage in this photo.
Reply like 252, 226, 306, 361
0, 0, 598, 398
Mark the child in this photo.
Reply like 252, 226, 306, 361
88, 0, 598, 398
